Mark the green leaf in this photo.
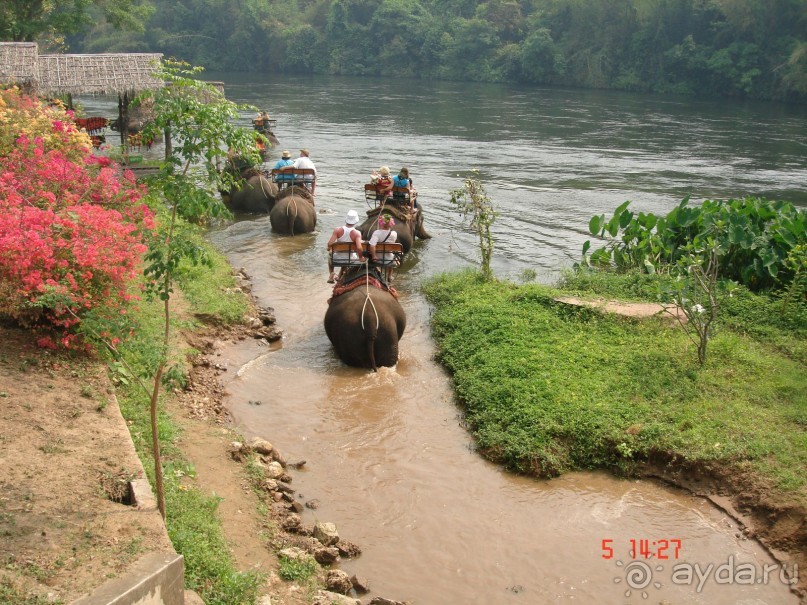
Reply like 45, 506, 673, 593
589, 215, 604, 235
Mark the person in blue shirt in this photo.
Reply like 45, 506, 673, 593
273, 150, 295, 183
392, 167, 418, 212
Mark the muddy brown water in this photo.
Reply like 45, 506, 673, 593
208, 222, 798, 605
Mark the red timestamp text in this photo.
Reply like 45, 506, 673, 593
601, 538, 683, 560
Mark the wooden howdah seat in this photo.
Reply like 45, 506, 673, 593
271, 168, 316, 191
329, 242, 404, 269
364, 183, 417, 209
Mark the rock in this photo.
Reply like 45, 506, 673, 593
257, 596, 272, 605
260, 478, 279, 492
369, 598, 410, 605
350, 574, 370, 594
312, 590, 359, 605
265, 461, 285, 479
280, 514, 302, 532
336, 540, 361, 558
279, 473, 293, 483
184, 589, 205, 604
288, 501, 304, 514
271, 448, 287, 468
272, 491, 284, 502
249, 437, 274, 456
313, 546, 340, 565
254, 326, 283, 341
228, 441, 250, 462
249, 317, 263, 329
274, 481, 295, 495
313, 521, 340, 546
305, 499, 320, 510
278, 546, 308, 561
289, 460, 306, 470
326, 569, 353, 595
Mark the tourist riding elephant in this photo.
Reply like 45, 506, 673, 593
221, 169, 278, 214
358, 202, 430, 254
324, 268, 406, 371
270, 186, 317, 234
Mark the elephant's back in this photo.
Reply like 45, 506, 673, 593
270, 195, 317, 234
325, 287, 406, 368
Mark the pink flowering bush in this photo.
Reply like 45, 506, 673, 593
0, 89, 155, 347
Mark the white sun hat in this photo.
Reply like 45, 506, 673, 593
345, 210, 360, 225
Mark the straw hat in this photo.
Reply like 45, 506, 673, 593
300, 148, 310, 157
281, 150, 291, 159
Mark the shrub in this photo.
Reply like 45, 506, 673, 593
0, 90, 154, 346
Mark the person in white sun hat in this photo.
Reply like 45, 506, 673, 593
326, 209, 364, 283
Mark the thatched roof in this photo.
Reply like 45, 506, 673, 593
1, 42, 164, 95
0, 42, 39, 87
37, 53, 164, 96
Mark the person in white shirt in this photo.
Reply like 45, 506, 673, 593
292, 148, 317, 194
368, 214, 399, 282
326, 210, 364, 283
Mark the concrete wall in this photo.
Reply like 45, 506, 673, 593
71, 552, 184, 605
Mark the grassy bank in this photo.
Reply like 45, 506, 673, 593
109, 218, 260, 605
423, 270, 806, 501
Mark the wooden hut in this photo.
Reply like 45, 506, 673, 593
0, 43, 163, 149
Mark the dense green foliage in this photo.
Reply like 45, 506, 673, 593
423, 271, 807, 495
0, 0, 153, 44
68, 0, 807, 102
583, 197, 807, 291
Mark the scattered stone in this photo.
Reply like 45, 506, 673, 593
312, 591, 359, 605
281, 492, 295, 503
278, 547, 308, 561
257, 306, 277, 325
229, 441, 251, 462
271, 448, 287, 467
260, 478, 278, 492
280, 514, 302, 532
336, 540, 361, 558
257, 596, 272, 605
279, 473, 293, 483
184, 589, 205, 605
305, 499, 321, 510
289, 460, 306, 470
369, 598, 410, 605
249, 437, 274, 456
274, 481, 295, 495
313, 546, 340, 565
249, 317, 263, 329
326, 569, 353, 595
265, 461, 285, 480
247, 399, 263, 406
313, 521, 340, 546
272, 492, 284, 502
288, 501, 304, 514
350, 574, 370, 594
254, 326, 283, 341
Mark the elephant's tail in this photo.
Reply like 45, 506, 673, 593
361, 293, 380, 372
286, 199, 299, 235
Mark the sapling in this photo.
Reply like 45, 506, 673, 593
450, 170, 497, 279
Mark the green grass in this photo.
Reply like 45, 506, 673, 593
278, 554, 318, 582
105, 215, 261, 605
423, 270, 807, 500
0, 578, 63, 605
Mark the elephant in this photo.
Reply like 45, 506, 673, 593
221, 168, 278, 214
358, 201, 430, 255
324, 267, 406, 371
270, 185, 317, 234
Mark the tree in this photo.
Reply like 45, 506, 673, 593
134, 60, 258, 519
0, 0, 154, 43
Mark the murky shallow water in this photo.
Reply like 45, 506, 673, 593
208, 226, 798, 605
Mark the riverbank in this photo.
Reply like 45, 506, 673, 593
423, 269, 806, 600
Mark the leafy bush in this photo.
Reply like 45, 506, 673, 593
582, 197, 807, 291
0, 88, 155, 346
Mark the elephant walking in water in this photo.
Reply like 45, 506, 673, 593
324, 267, 406, 371
221, 166, 278, 214
358, 202, 430, 254
270, 186, 317, 234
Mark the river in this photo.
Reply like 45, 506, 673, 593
87, 76, 805, 603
